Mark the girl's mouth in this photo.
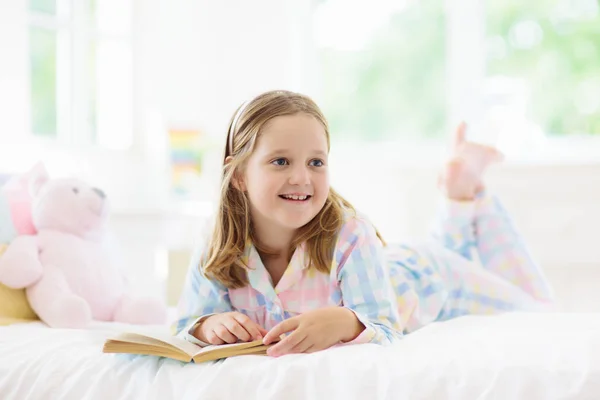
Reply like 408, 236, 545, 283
279, 194, 312, 202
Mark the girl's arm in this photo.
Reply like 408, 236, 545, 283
336, 216, 404, 345
261, 216, 403, 355
172, 248, 233, 342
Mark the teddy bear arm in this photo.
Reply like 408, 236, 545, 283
27, 264, 92, 328
0, 236, 43, 288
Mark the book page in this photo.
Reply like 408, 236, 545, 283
192, 338, 266, 357
193, 344, 270, 363
110, 331, 201, 357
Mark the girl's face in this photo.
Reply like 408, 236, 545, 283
240, 113, 330, 237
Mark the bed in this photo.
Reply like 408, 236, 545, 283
1, 312, 599, 399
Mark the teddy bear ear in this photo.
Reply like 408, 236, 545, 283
28, 162, 50, 197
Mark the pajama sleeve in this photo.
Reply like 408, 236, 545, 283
172, 247, 233, 344
335, 216, 404, 345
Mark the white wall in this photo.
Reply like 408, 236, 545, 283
153, 0, 316, 135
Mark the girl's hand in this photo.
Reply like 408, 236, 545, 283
262, 307, 365, 357
194, 312, 268, 345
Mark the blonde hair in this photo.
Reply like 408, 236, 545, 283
202, 90, 374, 289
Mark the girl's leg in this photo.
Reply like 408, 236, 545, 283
430, 122, 502, 261
432, 123, 553, 304
425, 197, 544, 320
429, 197, 477, 262
387, 237, 549, 334
474, 194, 554, 303
415, 240, 550, 323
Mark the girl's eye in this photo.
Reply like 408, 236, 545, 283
271, 158, 288, 166
309, 159, 324, 167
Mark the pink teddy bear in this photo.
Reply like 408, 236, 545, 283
0, 173, 167, 328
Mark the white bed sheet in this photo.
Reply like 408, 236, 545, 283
1, 312, 599, 400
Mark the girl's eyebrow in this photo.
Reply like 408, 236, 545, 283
264, 149, 328, 158
264, 149, 290, 158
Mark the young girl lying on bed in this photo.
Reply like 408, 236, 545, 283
173, 90, 554, 357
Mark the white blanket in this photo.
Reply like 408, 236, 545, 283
1, 312, 599, 399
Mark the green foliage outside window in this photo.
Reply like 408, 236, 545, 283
487, 0, 600, 135
318, 1, 446, 140
318, 0, 600, 140
30, 27, 57, 137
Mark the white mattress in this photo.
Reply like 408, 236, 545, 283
1, 312, 599, 399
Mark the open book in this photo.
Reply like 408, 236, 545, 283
103, 331, 275, 363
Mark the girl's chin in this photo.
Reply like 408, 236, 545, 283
275, 212, 318, 230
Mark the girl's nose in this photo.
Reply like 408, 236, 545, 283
288, 165, 311, 185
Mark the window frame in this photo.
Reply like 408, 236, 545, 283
28, 0, 137, 151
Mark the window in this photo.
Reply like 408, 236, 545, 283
29, 0, 134, 150
485, 0, 600, 138
314, 0, 600, 163
313, 0, 447, 141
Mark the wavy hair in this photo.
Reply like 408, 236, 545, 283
202, 90, 381, 288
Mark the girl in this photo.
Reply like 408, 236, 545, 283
174, 90, 553, 357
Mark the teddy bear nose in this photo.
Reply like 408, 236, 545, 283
93, 187, 106, 199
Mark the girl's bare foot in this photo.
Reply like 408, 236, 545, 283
438, 122, 504, 201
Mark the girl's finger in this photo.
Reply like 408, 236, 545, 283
205, 330, 225, 345
258, 326, 269, 337
304, 344, 317, 354
267, 330, 305, 357
289, 336, 312, 354
214, 324, 238, 344
223, 319, 252, 342
232, 314, 263, 340
263, 317, 299, 344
